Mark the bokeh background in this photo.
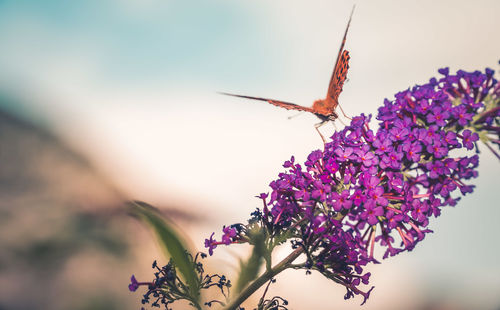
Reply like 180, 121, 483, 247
1, 0, 499, 309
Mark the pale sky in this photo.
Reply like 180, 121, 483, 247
1, 0, 499, 309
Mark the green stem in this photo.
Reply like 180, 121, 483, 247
222, 247, 304, 310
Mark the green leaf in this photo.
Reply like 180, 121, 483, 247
234, 226, 267, 294
127, 201, 200, 303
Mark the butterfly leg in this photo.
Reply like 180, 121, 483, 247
314, 121, 327, 144
337, 117, 347, 127
338, 103, 351, 120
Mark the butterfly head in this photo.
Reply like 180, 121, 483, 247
312, 99, 338, 119
328, 112, 338, 121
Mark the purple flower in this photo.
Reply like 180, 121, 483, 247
362, 204, 384, 225
385, 210, 403, 229
367, 186, 388, 207
438, 67, 449, 76
380, 150, 403, 170
427, 141, 448, 158
131, 67, 498, 310
427, 106, 450, 126
335, 147, 356, 161
221, 226, 237, 245
451, 105, 474, 126
204, 233, 217, 256
332, 190, 352, 211
410, 199, 429, 224
389, 125, 410, 141
461, 129, 479, 150
373, 136, 394, 155
403, 141, 422, 162
425, 160, 444, 179
128, 275, 139, 292
206, 67, 499, 305
356, 147, 378, 167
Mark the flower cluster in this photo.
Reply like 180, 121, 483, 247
129, 253, 231, 310
206, 68, 499, 304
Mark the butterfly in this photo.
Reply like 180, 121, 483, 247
220, 7, 355, 143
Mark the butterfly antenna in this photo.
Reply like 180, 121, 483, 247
287, 111, 305, 120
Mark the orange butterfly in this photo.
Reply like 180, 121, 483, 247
221, 7, 355, 142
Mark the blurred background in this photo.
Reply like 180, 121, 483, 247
0, 0, 499, 309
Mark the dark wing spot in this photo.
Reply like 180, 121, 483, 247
332, 50, 351, 101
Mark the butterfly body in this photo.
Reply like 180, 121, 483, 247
312, 98, 339, 120
220, 7, 354, 141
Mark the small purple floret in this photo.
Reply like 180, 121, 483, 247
128, 275, 139, 292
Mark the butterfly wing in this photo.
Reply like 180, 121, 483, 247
329, 51, 350, 103
219, 92, 314, 113
326, 6, 354, 104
